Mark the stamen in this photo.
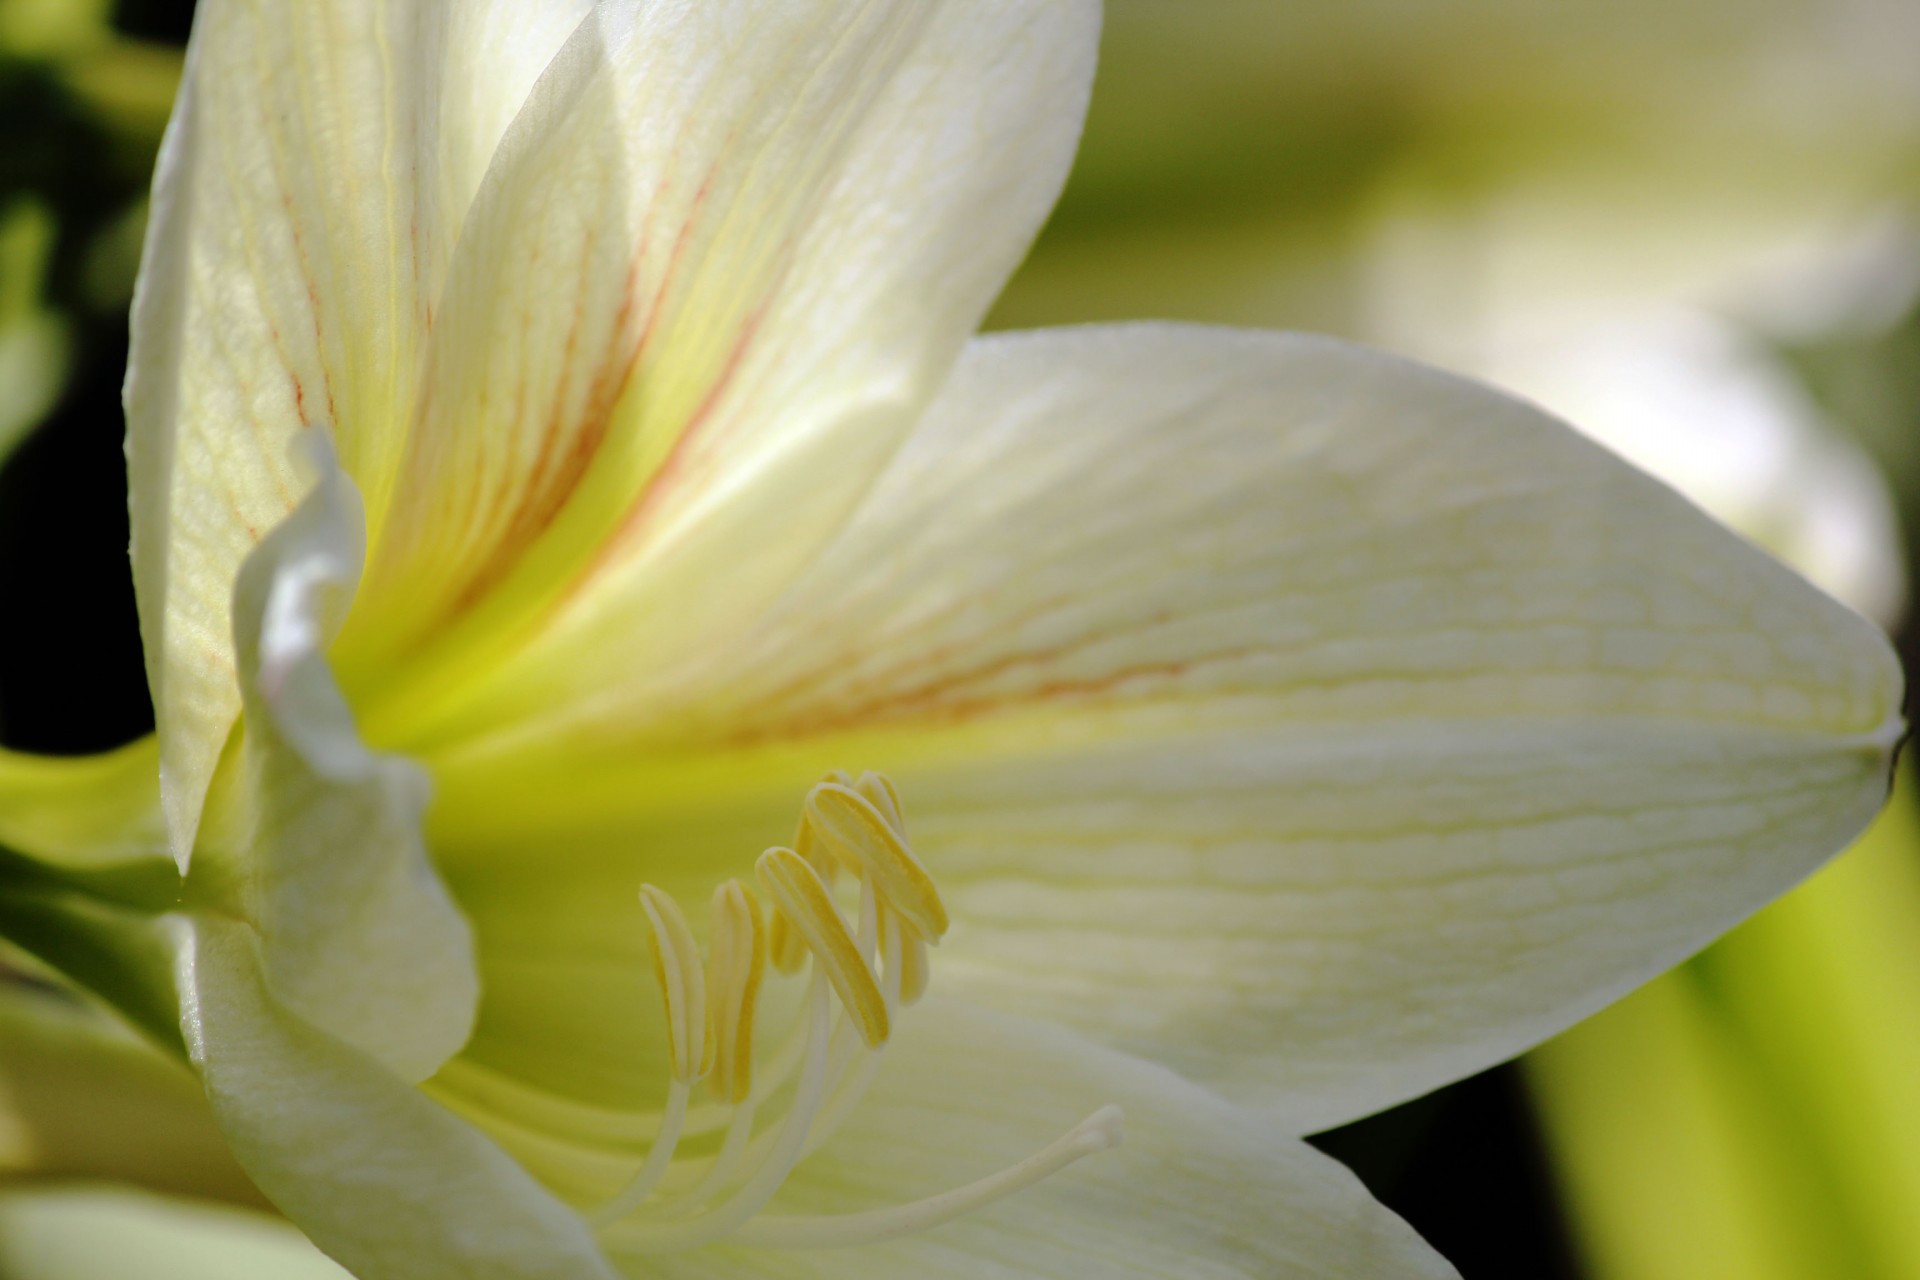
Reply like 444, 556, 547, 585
706, 880, 766, 1105
592, 772, 1122, 1257
660, 1096, 757, 1215
854, 770, 905, 830
799, 906, 902, 1159
755, 846, 889, 1049
595, 1082, 702, 1228
638, 886, 710, 1085
609, 971, 837, 1252
769, 796, 838, 975
588, 1080, 690, 1227
768, 901, 809, 975
804, 782, 949, 942
589, 886, 706, 1227
895, 928, 930, 1006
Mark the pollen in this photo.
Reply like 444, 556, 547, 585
588, 770, 1123, 1255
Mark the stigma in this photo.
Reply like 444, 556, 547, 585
589, 770, 1124, 1254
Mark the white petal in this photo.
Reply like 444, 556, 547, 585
343, 0, 1098, 751
126, 0, 590, 858
434, 325, 1901, 1134
613, 999, 1455, 1279
176, 918, 620, 1280
204, 437, 474, 1081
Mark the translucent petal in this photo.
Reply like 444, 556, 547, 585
177, 918, 618, 1280
620, 999, 1457, 1279
125, 0, 593, 859
345, 0, 1099, 751
201, 438, 474, 1081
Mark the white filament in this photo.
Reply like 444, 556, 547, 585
588, 1080, 689, 1227
606, 973, 834, 1252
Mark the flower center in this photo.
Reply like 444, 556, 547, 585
588, 770, 1124, 1254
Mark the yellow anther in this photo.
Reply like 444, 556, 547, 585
755, 846, 890, 1049
598, 774, 1122, 1255
639, 885, 712, 1085
895, 925, 930, 1006
805, 783, 950, 943
855, 771, 905, 832
706, 879, 766, 1105
770, 813, 836, 975
767, 909, 808, 977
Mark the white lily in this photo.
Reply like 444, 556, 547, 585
0, 3, 1902, 1278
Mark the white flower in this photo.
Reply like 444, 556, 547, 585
0, 4, 1900, 1278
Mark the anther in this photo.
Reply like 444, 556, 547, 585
854, 770, 904, 831
638, 885, 710, 1085
768, 910, 809, 977
804, 782, 949, 942
770, 780, 844, 975
706, 879, 765, 1105
596, 772, 1123, 1254
893, 926, 930, 1006
755, 846, 890, 1048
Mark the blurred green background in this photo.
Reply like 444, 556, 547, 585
2, 2, 1919, 1277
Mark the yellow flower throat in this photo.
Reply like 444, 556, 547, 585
589, 771, 1124, 1254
